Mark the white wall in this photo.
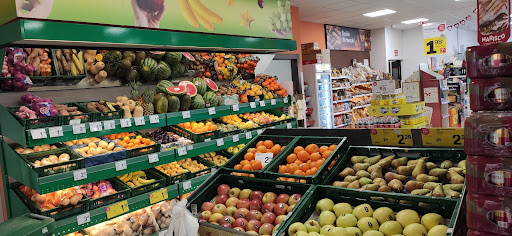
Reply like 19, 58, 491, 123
385, 27, 404, 61
370, 28, 387, 72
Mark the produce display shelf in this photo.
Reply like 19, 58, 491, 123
333, 98, 352, 103
333, 110, 352, 115
332, 86, 350, 90
351, 93, 372, 98
236, 96, 290, 114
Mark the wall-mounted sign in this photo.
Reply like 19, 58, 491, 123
325, 25, 371, 51
423, 22, 447, 55
478, 0, 510, 45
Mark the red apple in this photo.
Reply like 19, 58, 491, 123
233, 218, 248, 229
259, 223, 275, 235
235, 208, 249, 219
136, 0, 164, 13
249, 199, 263, 211
201, 202, 215, 212
199, 218, 207, 223
225, 197, 239, 207
261, 203, 276, 213
287, 204, 295, 214
237, 199, 250, 209
288, 194, 301, 205
261, 212, 276, 224
247, 219, 262, 232
221, 223, 233, 229
250, 191, 264, 201
233, 227, 245, 232
276, 193, 290, 204
246, 210, 262, 221
199, 211, 212, 221
217, 184, 231, 195
262, 192, 277, 204
215, 194, 229, 205
219, 216, 235, 225
274, 203, 288, 216
224, 206, 237, 217
213, 204, 226, 214
275, 215, 287, 225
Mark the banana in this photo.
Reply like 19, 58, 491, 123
132, 178, 141, 187
191, 6, 214, 31
132, 171, 146, 179
124, 172, 133, 182
178, 0, 199, 28
127, 182, 135, 187
188, 0, 223, 24
70, 60, 78, 76
118, 174, 129, 182
72, 49, 78, 54
72, 54, 84, 74
138, 177, 155, 184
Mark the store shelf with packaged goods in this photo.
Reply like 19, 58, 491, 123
351, 82, 372, 86
331, 86, 350, 91
351, 93, 372, 98
352, 104, 371, 109
4, 121, 297, 194
334, 123, 350, 128
401, 122, 427, 129
331, 76, 350, 79
333, 110, 352, 116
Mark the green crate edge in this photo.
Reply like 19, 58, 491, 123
20, 147, 84, 177
86, 177, 132, 210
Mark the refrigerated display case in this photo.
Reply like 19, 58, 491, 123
303, 64, 334, 128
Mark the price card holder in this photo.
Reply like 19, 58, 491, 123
259, 101, 266, 107
177, 147, 187, 156
283, 97, 289, 103
216, 138, 224, 147
257, 129, 264, 135
187, 145, 193, 150
103, 120, 115, 130
232, 104, 239, 112
73, 169, 87, 181
255, 153, 273, 166
208, 107, 216, 115
106, 200, 129, 219
89, 122, 103, 132
182, 111, 191, 119
182, 180, 192, 190
149, 115, 159, 124
245, 132, 253, 139
48, 127, 63, 138
134, 117, 145, 126
30, 129, 47, 140
115, 160, 127, 171
69, 119, 81, 125
287, 123, 292, 129
148, 153, 159, 163
233, 135, 239, 143
370, 129, 413, 147
77, 212, 90, 225
120, 118, 132, 128
271, 99, 276, 105
72, 124, 86, 135
205, 138, 212, 142
421, 128, 464, 147
149, 188, 168, 204
250, 102, 256, 109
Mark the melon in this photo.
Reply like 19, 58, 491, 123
156, 80, 174, 94
149, 51, 165, 59
192, 77, 207, 95
140, 57, 158, 81
191, 94, 205, 109
166, 85, 186, 96
179, 81, 197, 97
179, 94, 191, 111
155, 61, 172, 80
181, 53, 195, 64
154, 96, 168, 114
167, 95, 180, 112
203, 91, 219, 108
171, 63, 186, 78
164, 52, 183, 65
204, 78, 219, 92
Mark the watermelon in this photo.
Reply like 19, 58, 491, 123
164, 52, 183, 65
156, 61, 172, 80
179, 94, 191, 111
167, 95, 180, 112
140, 57, 158, 81
171, 63, 186, 78
204, 78, 218, 92
192, 77, 207, 95
154, 96, 168, 114
191, 94, 205, 109
181, 53, 195, 64
149, 51, 165, 59
203, 91, 219, 108
179, 81, 197, 97
166, 85, 186, 96
156, 80, 174, 94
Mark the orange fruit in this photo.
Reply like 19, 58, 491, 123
309, 167, 319, 174
310, 153, 321, 162
278, 165, 287, 173
248, 148, 256, 153
242, 164, 252, 170
297, 150, 310, 162
244, 153, 255, 161
294, 146, 305, 155
256, 145, 267, 153
251, 160, 262, 170
294, 160, 303, 166
257, 141, 264, 147
305, 169, 314, 175
316, 159, 325, 167
263, 140, 274, 149
293, 170, 305, 176
322, 150, 332, 159
270, 145, 281, 156
286, 154, 297, 164
299, 163, 310, 172
328, 144, 337, 151
234, 164, 242, 169
319, 146, 329, 154
281, 146, 286, 151
240, 160, 250, 166
305, 144, 319, 154
288, 163, 299, 173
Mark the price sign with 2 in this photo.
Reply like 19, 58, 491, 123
120, 118, 132, 128
73, 124, 86, 135
255, 153, 273, 166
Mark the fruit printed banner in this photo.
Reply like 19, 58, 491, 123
478, 0, 510, 45
10, 0, 292, 39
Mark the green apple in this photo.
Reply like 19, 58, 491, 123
319, 211, 337, 227
345, 227, 363, 236
309, 232, 322, 236
333, 202, 353, 217
336, 213, 357, 227
324, 227, 350, 236
357, 217, 379, 233
379, 221, 403, 236
320, 225, 335, 235
427, 225, 448, 236
403, 223, 427, 236
396, 210, 420, 228
353, 204, 374, 220
288, 222, 307, 236
296, 232, 309, 236
373, 207, 395, 224
304, 220, 320, 233
315, 198, 335, 214
420, 213, 444, 230
363, 231, 384, 236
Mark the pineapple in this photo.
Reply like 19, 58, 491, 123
129, 81, 140, 101
141, 89, 154, 115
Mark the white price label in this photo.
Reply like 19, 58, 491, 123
233, 135, 239, 142
232, 104, 239, 112
72, 124, 87, 135
250, 102, 256, 109
89, 122, 103, 133
216, 138, 224, 146
211, 167, 218, 174
69, 119, 81, 125
77, 213, 91, 225
134, 117, 145, 126
159, 230, 168, 236
103, 120, 115, 130
287, 123, 292, 129
245, 132, 253, 139
187, 145, 193, 150
177, 147, 187, 156
149, 115, 160, 124
73, 169, 87, 181
182, 111, 191, 119
30, 129, 47, 140
183, 180, 192, 190
259, 101, 266, 107
255, 153, 273, 166
283, 97, 289, 103
270, 126, 275, 129
120, 118, 132, 128
48, 127, 63, 138
42, 227, 48, 234
148, 153, 159, 163
115, 160, 127, 171
257, 129, 264, 135
271, 99, 276, 105
208, 107, 216, 115
205, 138, 212, 142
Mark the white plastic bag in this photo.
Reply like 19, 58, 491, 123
165, 199, 199, 236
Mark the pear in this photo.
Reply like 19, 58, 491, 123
351, 156, 368, 164
361, 183, 380, 191
364, 155, 382, 165
353, 163, 370, 172
356, 170, 371, 178
344, 175, 359, 183
359, 177, 373, 186
378, 155, 396, 169
388, 179, 403, 192
370, 166, 383, 180
458, 160, 466, 174
429, 168, 448, 178
391, 157, 408, 168
444, 184, 464, 191
407, 157, 428, 166
373, 178, 387, 186
338, 167, 355, 179
448, 169, 465, 184
432, 185, 445, 197
449, 167, 464, 174
440, 160, 453, 169
416, 174, 439, 183
411, 189, 432, 195
423, 182, 441, 190
378, 185, 392, 192
333, 181, 350, 188
405, 181, 424, 192
384, 172, 407, 182
443, 185, 460, 199
426, 162, 437, 170
412, 159, 427, 178
347, 180, 360, 189
396, 165, 415, 175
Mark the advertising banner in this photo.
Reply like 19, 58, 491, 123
325, 25, 371, 51
10, 0, 292, 39
477, 0, 510, 45
422, 22, 447, 55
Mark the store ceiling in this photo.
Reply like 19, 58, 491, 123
291, 0, 477, 31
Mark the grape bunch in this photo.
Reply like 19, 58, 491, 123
268, 0, 292, 37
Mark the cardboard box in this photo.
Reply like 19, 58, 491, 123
369, 102, 425, 116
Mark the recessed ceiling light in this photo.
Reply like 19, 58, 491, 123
363, 9, 396, 17
402, 18, 429, 24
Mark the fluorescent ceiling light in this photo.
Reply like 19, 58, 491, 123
363, 9, 396, 17
402, 18, 429, 24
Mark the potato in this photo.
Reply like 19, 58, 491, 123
88, 142, 97, 149
64, 141, 74, 146
98, 140, 108, 149
107, 142, 115, 151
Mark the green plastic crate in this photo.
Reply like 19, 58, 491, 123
277, 185, 459, 236
76, 101, 124, 121
166, 124, 220, 143
239, 109, 293, 128
222, 135, 299, 178
110, 132, 161, 158
119, 169, 166, 197
57, 102, 94, 125
85, 178, 131, 210
52, 49, 87, 78
179, 156, 216, 179
264, 137, 348, 184
0, 213, 55, 236
152, 167, 190, 186
7, 106, 60, 129
20, 148, 84, 177
186, 174, 314, 236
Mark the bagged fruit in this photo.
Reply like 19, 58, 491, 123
467, 193, 512, 235
470, 78, 512, 111
467, 42, 512, 78
467, 155, 512, 196
465, 112, 512, 157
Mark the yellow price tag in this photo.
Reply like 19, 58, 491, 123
370, 129, 413, 147
149, 188, 168, 204
424, 36, 446, 55
421, 128, 464, 147
106, 200, 129, 219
